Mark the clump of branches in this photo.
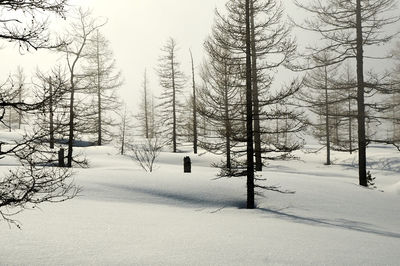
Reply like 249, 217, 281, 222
0, 157, 79, 229
130, 138, 162, 173
214, 159, 295, 195
0, 120, 81, 228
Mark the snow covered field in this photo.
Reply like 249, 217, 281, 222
0, 143, 399, 265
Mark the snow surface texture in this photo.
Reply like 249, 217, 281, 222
0, 143, 399, 265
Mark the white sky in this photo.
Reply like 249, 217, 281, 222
0, 0, 398, 114
1, 0, 229, 113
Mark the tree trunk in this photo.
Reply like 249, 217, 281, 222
245, 0, 255, 209
18, 84, 22, 129
356, 0, 367, 186
121, 110, 126, 155
8, 108, 12, 132
189, 49, 198, 154
144, 69, 149, 139
96, 30, 102, 146
250, 0, 262, 171
49, 77, 54, 149
324, 66, 331, 165
67, 84, 75, 167
349, 92, 352, 154
224, 62, 231, 170
171, 50, 177, 153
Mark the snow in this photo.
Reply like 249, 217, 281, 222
0, 142, 399, 265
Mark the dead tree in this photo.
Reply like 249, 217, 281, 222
293, 0, 400, 187
0, 0, 67, 51
156, 37, 186, 153
117, 104, 134, 155
59, 9, 105, 167
199, 32, 243, 172
85, 29, 122, 145
216, 0, 296, 171
136, 69, 152, 139
189, 49, 198, 154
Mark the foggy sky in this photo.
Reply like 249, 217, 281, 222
0, 0, 397, 114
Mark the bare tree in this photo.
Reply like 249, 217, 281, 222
297, 53, 340, 165
0, 0, 67, 51
116, 104, 134, 155
130, 138, 162, 172
156, 37, 186, 153
198, 36, 243, 172
189, 49, 198, 154
59, 9, 105, 167
0, 0, 80, 227
136, 69, 152, 139
216, 0, 296, 171
293, 0, 400, 186
85, 29, 122, 145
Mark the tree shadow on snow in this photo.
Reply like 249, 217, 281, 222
257, 207, 400, 239
89, 182, 246, 210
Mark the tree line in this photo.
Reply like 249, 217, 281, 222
1, 0, 400, 225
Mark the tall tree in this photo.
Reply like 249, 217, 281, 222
156, 37, 186, 153
294, 0, 400, 186
245, 0, 255, 209
199, 33, 243, 172
297, 53, 340, 165
0, 0, 79, 226
117, 104, 134, 155
189, 49, 198, 154
59, 9, 105, 167
85, 29, 122, 145
136, 69, 151, 139
217, 0, 296, 171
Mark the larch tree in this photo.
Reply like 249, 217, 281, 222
117, 104, 134, 155
136, 69, 151, 139
216, 0, 297, 171
198, 31, 243, 173
85, 29, 122, 145
0, 0, 80, 227
189, 49, 198, 154
294, 0, 400, 187
156, 37, 186, 153
59, 9, 105, 167
296, 52, 340, 165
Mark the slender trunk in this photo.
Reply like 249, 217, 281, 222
171, 50, 177, 153
49, 77, 54, 149
276, 116, 279, 144
349, 91, 352, 154
144, 70, 149, 139
245, 0, 255, 209
356, 0, 367, 186
121, 109, 126, 155
96, 30, 102, 146
8, 108, 11, 132
250, 0, 262, 171
151, 95, 155, 138
324, 66, 331, 165
18, 85, 22, 129
67, 86, 75, 167
284, 111, 288, 147
224, 62, 231, 170
189, 49, 198, 154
